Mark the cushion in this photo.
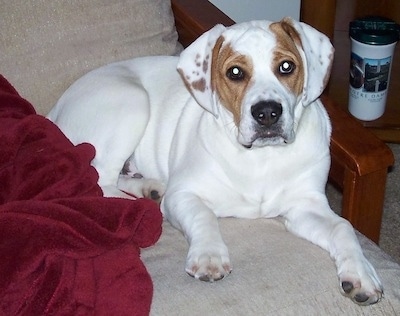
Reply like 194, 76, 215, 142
0, 0, 181, 115
143, 219, 400, 314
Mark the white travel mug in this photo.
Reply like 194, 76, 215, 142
348, 17, 400, 121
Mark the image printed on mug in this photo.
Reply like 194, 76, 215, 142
349, 52, 392, 92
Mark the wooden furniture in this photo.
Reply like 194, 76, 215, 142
171, 0, 394, 243
302, 0, 400, 142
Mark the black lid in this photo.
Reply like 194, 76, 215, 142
350, 16, 400, 45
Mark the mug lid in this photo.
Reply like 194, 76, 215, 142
350, 16, 400, 45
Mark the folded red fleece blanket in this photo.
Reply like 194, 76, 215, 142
0, 75, 162, 315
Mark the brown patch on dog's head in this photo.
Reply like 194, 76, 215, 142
211, 36, 253, 125
269, 19, 305, 97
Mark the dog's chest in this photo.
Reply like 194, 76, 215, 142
200, 145, 319, 218
161, 107, 329, 218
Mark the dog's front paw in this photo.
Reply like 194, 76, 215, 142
185, 244, 232, 282
338, 256, 383, 305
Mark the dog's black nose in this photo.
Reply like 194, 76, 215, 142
251, 101, 282, 127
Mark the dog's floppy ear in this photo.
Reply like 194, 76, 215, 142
280, 17, 334, 106
177, 24, 226, 118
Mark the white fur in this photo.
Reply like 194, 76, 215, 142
48, 18, 382, 305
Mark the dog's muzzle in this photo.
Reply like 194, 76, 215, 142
240, 100, 294, 148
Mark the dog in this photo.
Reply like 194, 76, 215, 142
47, 17, 383, 305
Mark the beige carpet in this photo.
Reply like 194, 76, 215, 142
327, 143, 400, 264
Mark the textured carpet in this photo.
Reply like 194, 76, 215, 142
326, 143, 400, 264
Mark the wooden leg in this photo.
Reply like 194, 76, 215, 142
340, 168, 388, 244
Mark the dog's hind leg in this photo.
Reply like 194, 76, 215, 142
117, 157, 165, 203
50, 70, 155, 202
117, 174, 165, 204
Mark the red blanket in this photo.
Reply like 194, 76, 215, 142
0, 75, 162, 315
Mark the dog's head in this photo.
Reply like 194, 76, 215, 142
177, 17, 334, 148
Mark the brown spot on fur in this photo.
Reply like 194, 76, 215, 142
211, 36, 253, 125
192, 78, 206, 92
203, 55, 209, 73
269, 19, 305, 96
178, 68, 193, 92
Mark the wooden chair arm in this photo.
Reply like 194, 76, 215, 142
322, 94, 394, 178
171, 0, 234, 48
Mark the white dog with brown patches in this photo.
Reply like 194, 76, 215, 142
48, 18, 383, 305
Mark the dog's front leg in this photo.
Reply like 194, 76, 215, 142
284, 196, 383, 305
163, 193, 232, 282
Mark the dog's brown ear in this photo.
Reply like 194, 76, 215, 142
279, 18, 304, 50
177, 24, 226, 118
279, 17, 334, 107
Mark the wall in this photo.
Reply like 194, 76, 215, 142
208, 0, 301, 23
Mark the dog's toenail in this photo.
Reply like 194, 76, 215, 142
342, 281, 354, 294
150, 190, 160, 200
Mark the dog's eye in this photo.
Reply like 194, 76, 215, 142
279, 61, 295, 74
226, 66, 245, 81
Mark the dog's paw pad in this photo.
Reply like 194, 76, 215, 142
338, 254, 384, 305
341, 281, 354, 294
198, 272, 226, 282
150, 189, 161, 201
186, 254, 232, 282
186, 266, 231, 282
354, 293, 371, 304
340, 280, 383, 305
142, 180, 165, 204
